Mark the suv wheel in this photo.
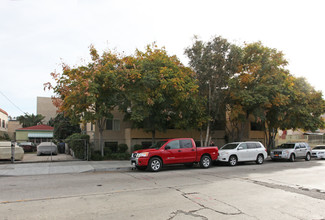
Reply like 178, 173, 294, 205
289, 154, 295, 162
256, 154, 264, 164
200, 155, 211, 168
229, 155, 238, 166
148, 157, 162, 172
305, 153, 311, 161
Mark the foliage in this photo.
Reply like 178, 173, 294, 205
51, 113, 81, 140
46, 45, 127, 156
132, 144, 143, 151
17, 113, 45, 128
122, 43, 202, 142
117, 143, 128, 153
65, 133, 89, 159
0, 132, 10, 141
185, 36, 242, 145
227, 42, 325, 149
90, 149, 130, 161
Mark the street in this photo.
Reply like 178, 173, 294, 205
1, 159, 325, 220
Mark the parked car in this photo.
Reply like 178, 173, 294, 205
217, 142, 267, 166
270, 142, 311, 162
0, 141, 24, 160
19, 142, 36, 152
37, 142, 58, 156
311, 145, 325, 159
130, 138, 219, 172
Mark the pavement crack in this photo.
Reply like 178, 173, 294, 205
169, 187, 251, 218
244, 178, 325, 201
168, 208, 207, 220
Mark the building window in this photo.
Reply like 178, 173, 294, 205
2, 120, 5, 128
106, 119, 120, 131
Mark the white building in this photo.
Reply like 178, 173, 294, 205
0, 108, 9, 137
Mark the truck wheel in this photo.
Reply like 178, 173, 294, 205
228, 155, 237, 166
305, 153, 311, 161
289, 154, 295, 162
256, 154, 264, 164
148, 157, 162, 172
199, 155, 211, 168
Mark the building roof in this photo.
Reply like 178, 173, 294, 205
0, 108, 8, 116
16, 124, 54, 131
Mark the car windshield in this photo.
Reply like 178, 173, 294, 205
313, 146, 325, 150
221, 143, 239, 150
149, 141, 167, 149
277, 144, 295, 149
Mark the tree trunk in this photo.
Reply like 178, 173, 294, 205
97, 118, 106, 157
205, 121, 210, 146
151, 129, 156, 145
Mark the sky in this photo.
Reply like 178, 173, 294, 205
0, 0, 324, 118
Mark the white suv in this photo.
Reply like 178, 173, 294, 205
270, 142, 311, 162
217, 142, 268, 166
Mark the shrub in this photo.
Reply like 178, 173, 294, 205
65, 133, 89, 159
132, 144, 143, 151
118, 143, 128, 153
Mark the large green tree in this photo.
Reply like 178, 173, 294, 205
228, 42, 325, 149
185, 36, 242, 146
122, 44, 202, 143
46, 45, 126, 156
17, 113, 45, 128
50, 113, 81, 140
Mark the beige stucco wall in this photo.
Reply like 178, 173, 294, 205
37, 97, 58, 124
7, 120, 22, 140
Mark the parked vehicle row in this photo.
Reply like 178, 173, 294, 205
131, 139, 324, 172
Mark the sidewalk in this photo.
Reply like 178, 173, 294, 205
0, 160, 132, 176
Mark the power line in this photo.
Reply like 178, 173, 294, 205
0, 90, 26, 115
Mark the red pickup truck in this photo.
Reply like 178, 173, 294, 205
130, 138, 219, 172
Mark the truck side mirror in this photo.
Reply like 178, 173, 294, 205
165, 146, 171, 150
237, 146, 243, 150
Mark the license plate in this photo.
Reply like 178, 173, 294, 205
275, 154, 279, 157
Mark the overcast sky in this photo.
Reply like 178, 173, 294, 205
1, 0, 324, 118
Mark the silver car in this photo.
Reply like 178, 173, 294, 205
217, 142, 268, 166
311, 145, 325, 159
37, 142, 58, 156
270, 142, 311, 162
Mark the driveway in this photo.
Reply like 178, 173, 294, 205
21, 153, 76, 162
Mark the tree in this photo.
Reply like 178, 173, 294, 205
281, 77, 325, 131
17, 113, 45, 128
228, 42, 292, 145
228, 42, 325, 150
185, 36, 242, 146
122, 44, 201, 143
46, 45, 127, 156
50, 113, 81, 140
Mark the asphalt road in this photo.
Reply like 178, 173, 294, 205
1, 159, 325, 220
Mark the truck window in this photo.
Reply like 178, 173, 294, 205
166, 140, 180, 149
180, 139, 193, 148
